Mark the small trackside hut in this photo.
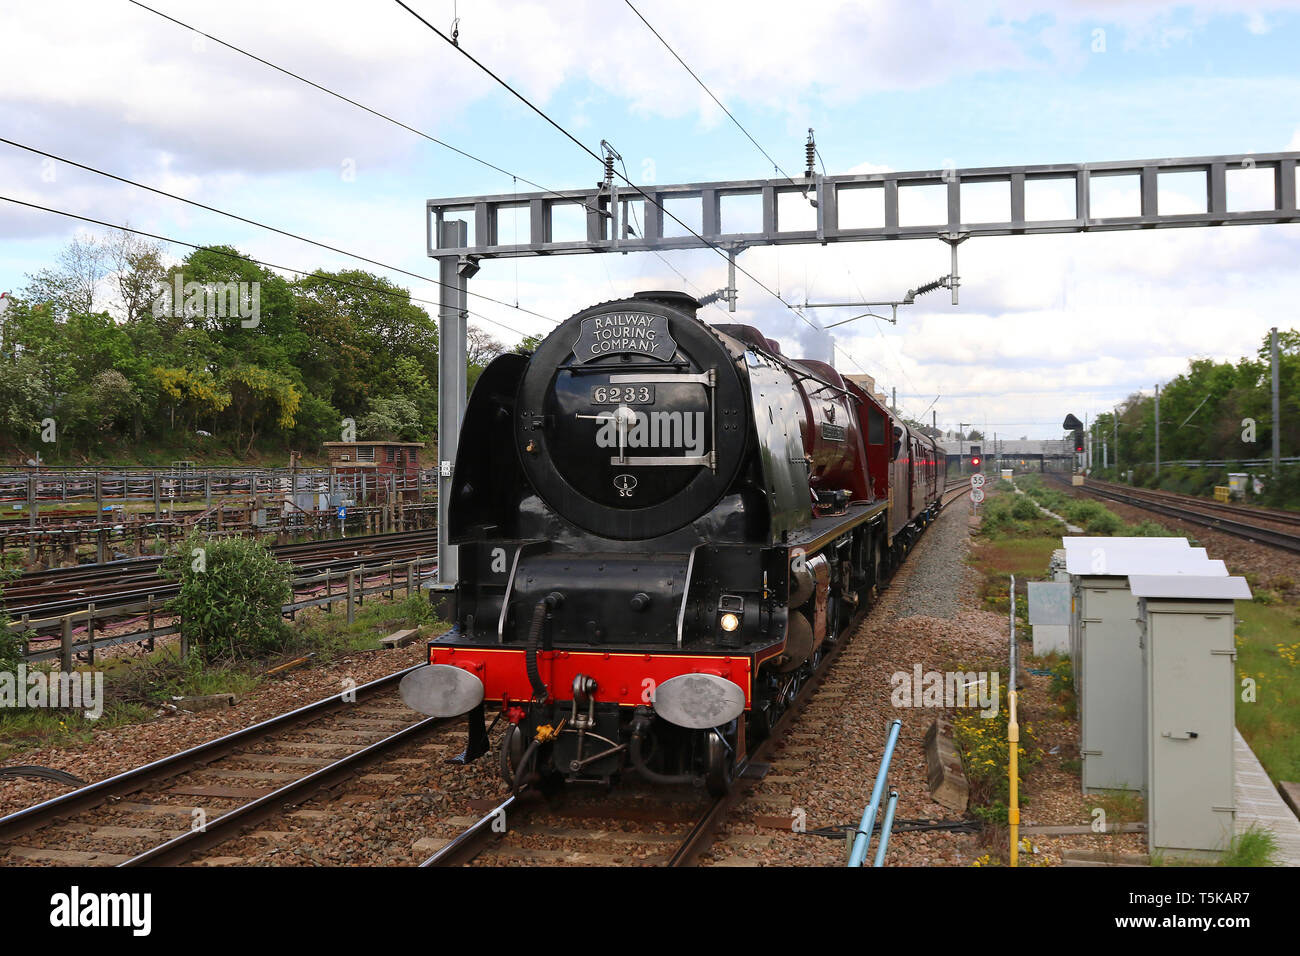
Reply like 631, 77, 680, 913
323, 440, 425, 502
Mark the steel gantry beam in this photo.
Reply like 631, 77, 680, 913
429, 152, 1300, 259
427, 150, 1299, 584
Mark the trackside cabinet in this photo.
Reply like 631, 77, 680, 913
1062, 537, 1191, 690
1130, 574, 1251, 859
1063, 542, 1224, 795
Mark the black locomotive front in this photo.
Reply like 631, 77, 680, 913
400, 291, 887, 794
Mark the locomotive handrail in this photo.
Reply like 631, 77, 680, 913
848, 718, 903, 867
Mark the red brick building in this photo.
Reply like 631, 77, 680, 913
323, 440, 426, 502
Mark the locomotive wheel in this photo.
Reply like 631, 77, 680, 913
704, 722, 738, 797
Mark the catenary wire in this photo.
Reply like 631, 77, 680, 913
0, 195, 535, 339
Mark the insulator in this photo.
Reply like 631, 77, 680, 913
805, 129, 816, 178
604, 153, 615, 189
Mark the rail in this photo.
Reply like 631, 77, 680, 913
7, 555, 438, 666
847, 718, 903, 867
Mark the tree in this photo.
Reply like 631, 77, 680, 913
107, 229, 167, 323
515, 333, 545, 354
467, 326, 505, 392
223, 365, 302, 453
357, 397, 422, 441
23, 235, 108, 317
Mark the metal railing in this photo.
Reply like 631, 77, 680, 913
847, 718, 903, 867
8, 556, 437, 667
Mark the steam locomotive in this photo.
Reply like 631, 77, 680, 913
401, 291, 941, 794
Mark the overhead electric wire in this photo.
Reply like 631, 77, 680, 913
391, 0, 866, 374
621, 0, 799, 187
0, 136, 558, 326
130, 0, 838, 361
0, 195, 534, 339
125, 0, 545, 193
122, 0, 612, 287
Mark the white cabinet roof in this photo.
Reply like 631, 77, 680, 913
1129, 575, 1252, 600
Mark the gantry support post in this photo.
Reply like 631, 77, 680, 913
436, 219, 479, 587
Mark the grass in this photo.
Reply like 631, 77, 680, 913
286, 594, 439, 658
1015, 474, 1178, 537
1219, 826, 1280, 866
1234, 598, 1300, 784
1151, 826, 1280, 867
1088, 788, 1146, 825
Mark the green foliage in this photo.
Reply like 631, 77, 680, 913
1096, 329, 1300, 507
160, 533, 292, 662
1235, 599, 1300, 783
1218, 826, 1279, 867
1, 236, 447, 461
1048, 657, 1077, 718
358, 397, 422, 441
953, 679, 1041, 809
0, 565, 20, 672
288, 594, 438, 659
975, 488, 1064, 539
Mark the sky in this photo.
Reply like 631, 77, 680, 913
1, 0, 1299, 438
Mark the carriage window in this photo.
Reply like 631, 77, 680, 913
868, 408, 884, 445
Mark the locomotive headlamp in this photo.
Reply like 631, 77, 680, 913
716, 594, 744, 633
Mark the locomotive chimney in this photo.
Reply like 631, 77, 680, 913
633, 290, 700, 317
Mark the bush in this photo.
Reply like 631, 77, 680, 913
0, 567, 19, 672
1010, 496, 1041, 521
160, 533, 292, 662
953, 678, 1041, 809
1124, 520, 1176, 537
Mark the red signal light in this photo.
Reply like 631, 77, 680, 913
971, 456, 981, 467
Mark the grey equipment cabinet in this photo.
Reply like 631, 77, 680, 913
1130, 574, 1252, 859
1062, 537, 1191, 688
1064, 541, 1225, 795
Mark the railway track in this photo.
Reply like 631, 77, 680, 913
1050, 475, 1300, 554
2, 528, 440, 617
1081, 479, 1300, 528
0, 666, 450, 867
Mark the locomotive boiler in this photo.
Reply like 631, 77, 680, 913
400, 291, 940, 794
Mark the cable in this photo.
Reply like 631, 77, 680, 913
132, 0, 823, 353
0, 136, 557, 326
393, 0, 833, 350
123, 2, 611, 251
617, 156, 727, 317
1, 195, 534, 339
621, 0, 799, 186
125, 1, 539, 192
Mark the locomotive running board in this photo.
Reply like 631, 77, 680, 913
788, 500, 889, 553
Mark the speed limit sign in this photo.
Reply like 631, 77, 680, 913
970, 474, 986, 488
970, 487, 986, 503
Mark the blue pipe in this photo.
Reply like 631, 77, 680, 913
872, 790, 900, 867
848, 718, 903, 867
